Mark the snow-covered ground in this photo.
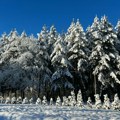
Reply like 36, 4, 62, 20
0, 105, 119, 120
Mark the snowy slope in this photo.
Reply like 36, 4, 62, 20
0, 105, 119, 120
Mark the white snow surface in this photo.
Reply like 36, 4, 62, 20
0, 104, 119, 120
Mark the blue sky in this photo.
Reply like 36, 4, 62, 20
0, 0, 120, 36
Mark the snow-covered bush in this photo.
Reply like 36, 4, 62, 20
94, 94, 102, 109
29, 97, 34, 104
0, 96, 4, 103
103, 94, 110, 109
16, 96, 22, 104
111, 94, 120, 110
62, 96, 68, 106
36, 98, 42, 105
56, 96, 61, 106
11, 97, 16, 104
49, 98, 54, 105
76, 90, 83, 108
5, 97, 11, 104
22, 97, 29, 104
69, 91, 76, 106
87, 97, 92, 108
42, 96, 48, 105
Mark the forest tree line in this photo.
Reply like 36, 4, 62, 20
0, 16, 120, 102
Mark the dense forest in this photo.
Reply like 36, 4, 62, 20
0, 16, 120, 102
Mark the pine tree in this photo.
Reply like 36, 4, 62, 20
29, 97, 34, 104
37, 25, 49, 46
51, 35, 73, 96
22, 97, 29, 104
16, 96, 22, 104
49, 98, 54, 105
36, 32, 52, 97
56, 96, 61, 106
103, 94, 110, 109
111, 93, 120, 110
42, 96, 47, 105
48, 25, 58, 55
36, 98, 42, 105
69, 91, 76, 106
76, 90, 83, 107
87, 97, 92, 108
62, 96, 69, 106
66, 19, 89, 97
89, 16, 120, 95
5, 97, 11, 104
11, 96, 16, 104
115, 20, 120, 40
94, 94, 102, 109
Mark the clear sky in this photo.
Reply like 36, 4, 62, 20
0, 0, 120, 36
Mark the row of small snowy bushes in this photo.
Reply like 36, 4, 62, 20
0, 91, 120, 110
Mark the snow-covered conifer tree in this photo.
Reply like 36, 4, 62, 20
87, 97, 92, 108
11, 97, 16, 104
42, 96, 47, 105
62, 96, 68, 106
103, 94, 110, 109
22, 97, 29, 104
16, 96, 22, 104
116, 20, 120, 39
56, 96, 61, 106
5, 97, 11, 104
49, 98, 54, 105
29, 97, 34, 104
48, 25, 58, 55
21, 31, 27, 38
76, 90, 83, 108
51, 35, 73, 95
8, 29, 18, 41
94, 94, 102, 109
37, 25, 49, 45
69, 91, 76, 106
65, 19, 89, 95
88, 16, 120, 95
37, 30, 52, 97
36, 98, 42, 105
111, 94, 120, 110
115, 20, 120, 55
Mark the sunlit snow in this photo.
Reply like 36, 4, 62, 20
0, 105, 119, 120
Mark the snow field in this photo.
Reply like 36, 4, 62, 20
0, 105, 120, 120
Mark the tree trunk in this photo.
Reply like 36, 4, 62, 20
94, 74, 97, 95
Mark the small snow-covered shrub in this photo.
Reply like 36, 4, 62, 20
42, 96, 48, 105
103, 94, 110, 109
87, 97, 92, 108
94, 94, 102, 109
5, 97, 11, 104
36, 98, 42, 105
22, 97, 29, 104
16, 96, 22, 104
56, 96, 61, 106
11, 97, 16, 104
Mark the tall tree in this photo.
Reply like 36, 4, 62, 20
89, 16, 120, 97
51, 35, 73, 97
37, 32, 52, 98
65, 19, 89, 98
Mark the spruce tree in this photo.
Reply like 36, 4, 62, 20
66, 19, 89, 98
89, 16, 120, 96
51, 35, 73, 96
